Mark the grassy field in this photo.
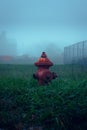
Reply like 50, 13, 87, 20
0, 64, 87, 130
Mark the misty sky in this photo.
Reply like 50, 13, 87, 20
0, 0, 87, 56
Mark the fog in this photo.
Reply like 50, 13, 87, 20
0, 0, 87, 63
0, 31, 17, 56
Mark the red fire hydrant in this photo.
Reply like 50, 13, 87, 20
33, 52, 57, 85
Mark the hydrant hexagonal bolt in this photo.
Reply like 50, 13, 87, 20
33, 52, 58, 85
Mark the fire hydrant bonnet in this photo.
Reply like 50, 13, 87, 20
35, 52, 53, 67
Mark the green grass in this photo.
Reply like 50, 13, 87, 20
0, 64, 87, 130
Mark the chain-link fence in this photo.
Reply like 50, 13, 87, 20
64, 40, 87, 64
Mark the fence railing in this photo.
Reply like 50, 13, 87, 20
64, 40, 87, 64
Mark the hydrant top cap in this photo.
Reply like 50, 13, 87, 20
35, 52, 53, 66
41, 52, 47, 58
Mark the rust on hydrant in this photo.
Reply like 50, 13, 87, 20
33, 52, 57, 85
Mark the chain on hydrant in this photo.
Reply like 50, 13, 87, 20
33, 52, 58, 85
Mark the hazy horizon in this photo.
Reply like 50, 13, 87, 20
0, 0, 87, 57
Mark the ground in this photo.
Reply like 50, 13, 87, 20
0, 64, 87, 130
